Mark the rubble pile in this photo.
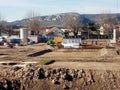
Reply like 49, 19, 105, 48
0, 64, 120, 90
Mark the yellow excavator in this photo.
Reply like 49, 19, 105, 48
53, 37, 63, 44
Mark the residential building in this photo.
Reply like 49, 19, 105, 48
46, 27, 64, 39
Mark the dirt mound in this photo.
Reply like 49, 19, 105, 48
0, 64, 120, 90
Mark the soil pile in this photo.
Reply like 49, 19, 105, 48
0, 64, 120, 90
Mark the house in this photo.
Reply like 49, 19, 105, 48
99, 26, 105, 35
80, 29, 92, 39
26, 25, 46, 43
28, 25, 46, 36
46, 27, 64, 39
0, 33, 9, 39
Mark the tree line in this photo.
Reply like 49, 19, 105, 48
0, 12, 119, 38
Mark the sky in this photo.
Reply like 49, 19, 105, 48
0, 0, 119, 22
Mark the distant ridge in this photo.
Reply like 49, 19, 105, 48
1, 12, 120, 27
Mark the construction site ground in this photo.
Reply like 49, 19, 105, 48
0, 43, 120, 70
1, 43, 120, 90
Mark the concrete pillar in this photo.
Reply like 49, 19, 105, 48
113, 29, 116, 43
110, 29, 116, 44
20, 28, 28, 44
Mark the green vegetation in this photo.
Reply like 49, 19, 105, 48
47, 39, 54, 45
39, 60, 55, 65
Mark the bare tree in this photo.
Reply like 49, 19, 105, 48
63, 14, 81, 37
0, 13, 1, 21
25, 11, 46, 35
0, 13, 3, 35
0, 13, 13, 36
96, 13, 118, 38
96, 13, 118, 29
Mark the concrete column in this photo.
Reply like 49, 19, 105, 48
20, 28, 28, 44
113, 29, 116, 43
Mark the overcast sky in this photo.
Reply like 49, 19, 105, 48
0, 0, 119, 22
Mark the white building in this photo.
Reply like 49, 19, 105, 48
61, 38, 82, 48
99, 26, 105, 35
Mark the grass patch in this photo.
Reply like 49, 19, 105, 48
39, 60, 55, 65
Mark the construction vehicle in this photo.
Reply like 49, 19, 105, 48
47, 36, 63, 48
47, 37, 63, 44
53, 37, 63, 44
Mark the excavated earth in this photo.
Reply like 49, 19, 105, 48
0, 43, 120, 90
1, 65, 120, 90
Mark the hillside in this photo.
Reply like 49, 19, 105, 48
1, 12, 120, 27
